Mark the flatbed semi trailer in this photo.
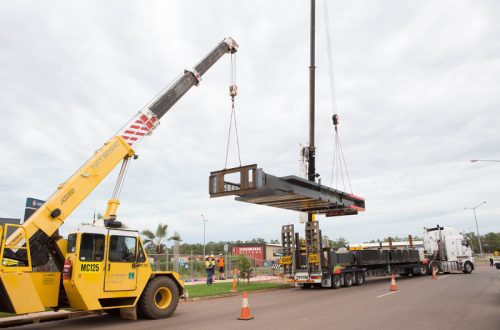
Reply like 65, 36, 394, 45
280, 223, 474, 289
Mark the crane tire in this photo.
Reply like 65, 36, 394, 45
138, 276, 179, 319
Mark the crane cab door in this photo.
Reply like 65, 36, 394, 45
104, 231, 138, 292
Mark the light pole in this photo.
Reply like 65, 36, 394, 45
201, 214, 208, 257
464, 202, 486, 255
471, 160, 500, 162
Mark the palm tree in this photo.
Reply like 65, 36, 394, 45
141, 223, 168, 254
168, 231, 182, 243
169, 231, 182, 272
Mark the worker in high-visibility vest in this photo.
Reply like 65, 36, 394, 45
217, 253, 225, 280
204, 255, 214, 285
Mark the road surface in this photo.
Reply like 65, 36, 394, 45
14, 266, 500, 330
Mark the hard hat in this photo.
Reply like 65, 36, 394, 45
219, 253, 222, 256
205, 255, 209, 259
210, 254, 214, 257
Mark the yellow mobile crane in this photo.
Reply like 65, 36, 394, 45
0, 37, 238, 319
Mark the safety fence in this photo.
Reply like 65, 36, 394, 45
148, 253, 283, 281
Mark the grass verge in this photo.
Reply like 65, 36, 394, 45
187, 281, 291, 298
0, 312, 14, 318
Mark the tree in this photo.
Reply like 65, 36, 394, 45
328, 237, 349, 249
141, 223, 168, 254
249, 238, 267, 244
483, 232, 500, 253
168, 231, 182, 243
168, 231, 182, 272
236, 255, 252, 284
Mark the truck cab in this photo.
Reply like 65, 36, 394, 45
423, 225, 474, 274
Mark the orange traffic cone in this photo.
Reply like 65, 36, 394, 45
431, 266, 438, 280
237, 292, 254, 320
390, 275, 398, 291
230, 275, 238, 293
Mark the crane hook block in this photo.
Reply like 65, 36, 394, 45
332, 114, 339, 126
229, 85, 238, 97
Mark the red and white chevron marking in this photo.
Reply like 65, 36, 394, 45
119, 110, 159, 146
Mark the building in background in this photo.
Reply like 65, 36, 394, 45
23, 197, 45, 222
230, 243, 283, 266
0, 218, 21, 226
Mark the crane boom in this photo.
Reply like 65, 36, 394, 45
6, 37, 238, 267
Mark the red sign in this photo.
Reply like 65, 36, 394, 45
231, 245, 264, 263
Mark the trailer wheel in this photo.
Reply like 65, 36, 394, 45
429, 262, 441, 276
416, 265, 427, 276
332, 275, 341, 289
138, 276, 179, 319
463, 261, 473, 274
354, 272, 364, 285
343, 273, 353, 287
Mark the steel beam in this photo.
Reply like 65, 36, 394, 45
209, 165, 365, 217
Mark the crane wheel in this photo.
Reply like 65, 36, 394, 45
138, 276, 179, 319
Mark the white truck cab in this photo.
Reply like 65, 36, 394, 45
423, 225, 474, 274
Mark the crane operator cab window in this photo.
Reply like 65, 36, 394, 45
109, 236, 137, 262
79, 234, 105, 262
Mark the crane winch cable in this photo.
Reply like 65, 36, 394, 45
323, 0, 338, 115
322, 1, 353, 193
330, 114, 353, 193
224, 52, 242, 168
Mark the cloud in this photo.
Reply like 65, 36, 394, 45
0, 0, 498, 245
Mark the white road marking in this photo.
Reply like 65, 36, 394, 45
437, 275, 449, 279
377, 291, 399, 298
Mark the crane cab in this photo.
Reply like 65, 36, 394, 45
63, 224, 183, 318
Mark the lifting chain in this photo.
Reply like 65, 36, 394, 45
330, 114, 353, 193
224, 53, 242, 168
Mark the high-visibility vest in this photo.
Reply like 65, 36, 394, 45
205, 260, 213, 269
217, 257, 224, 267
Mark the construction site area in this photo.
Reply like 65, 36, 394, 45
0, 1, 499, 329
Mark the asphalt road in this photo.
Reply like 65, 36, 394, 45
15, 266, 499, 330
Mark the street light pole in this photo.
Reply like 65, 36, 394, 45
201, 214, 208, 257
464, 202, 486, 255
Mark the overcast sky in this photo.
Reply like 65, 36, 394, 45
0, 1, 499, 246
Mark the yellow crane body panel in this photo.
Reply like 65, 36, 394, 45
0, 272, 60, 314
